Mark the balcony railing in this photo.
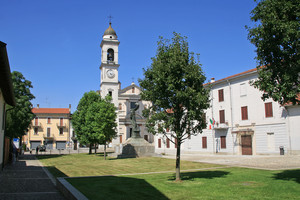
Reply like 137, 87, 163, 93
32, 122, 41, 127
56, 123, 66, 127
44, 133, 54, 139
214, 121, 229, 129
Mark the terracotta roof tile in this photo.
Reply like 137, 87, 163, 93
32, 108, 70, 114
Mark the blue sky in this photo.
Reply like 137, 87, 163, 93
1, 0, 257, 112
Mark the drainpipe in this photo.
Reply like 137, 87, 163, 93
284, 107, 292, 155
210, 78, 215, 154
226, 80, 234, 155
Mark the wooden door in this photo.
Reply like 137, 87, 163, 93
241, 135, 252, 155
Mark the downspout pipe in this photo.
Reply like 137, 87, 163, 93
226, 80, 234, 155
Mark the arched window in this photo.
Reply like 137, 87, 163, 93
107, 49, 114, 61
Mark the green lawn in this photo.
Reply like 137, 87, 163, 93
37, 153, 221, 177
38, 154, 300, 200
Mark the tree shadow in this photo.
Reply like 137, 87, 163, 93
273, 169, 300, 184
168, 170, 230, 181
67, 176, 170, 200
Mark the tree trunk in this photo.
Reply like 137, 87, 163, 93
104, 143, 106, 160
89, 144, 92, 154
175, 141, 181, 181
94, 144, 97, 155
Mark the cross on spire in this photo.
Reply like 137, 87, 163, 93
108, 15, 113, 24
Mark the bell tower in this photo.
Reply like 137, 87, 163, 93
100, 22, 120, 108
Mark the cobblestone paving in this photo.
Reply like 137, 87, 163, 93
0, 155, 65, 200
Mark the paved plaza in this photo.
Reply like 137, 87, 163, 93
163, 153, 300, 170
0, 155, 65, 200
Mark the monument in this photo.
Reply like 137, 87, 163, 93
117, 103, 155, 158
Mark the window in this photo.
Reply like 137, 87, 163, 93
132, 87, 135, 93
241, 106, 248, 120
47, 128, 50, 137
35, 117, 38, 126
107, 48, 114, 61
265, 102, 273, 118
118, 103, 122, 110
218, 89, 224, 102
47, 117, 51, 124
221, 136, 226, 149
202, 137, 207, 149
240, 83, 246, 96
34, 128, 38, 135
166, 138, 170, 148
109, 91, 112, 97
158, 139, 161, 148
60, 118, 63, 126
59, 128, 63, 135
130, 102, 137, 109
202, 113, 207, 129
129, 128, 132, 137
219, 110, 225, 124
144, 135, 148, 141
120, 135, 123, 143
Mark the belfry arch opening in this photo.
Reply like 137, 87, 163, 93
107, 48, 114, 62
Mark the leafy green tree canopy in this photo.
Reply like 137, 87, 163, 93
6, 71, 35, 138
139, 32, 210, 181
247, 0, 300, 105
72, 91, 117, 156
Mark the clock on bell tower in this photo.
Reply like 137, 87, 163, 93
100, 22, 120, 108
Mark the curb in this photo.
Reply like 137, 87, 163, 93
57, 177, 88, 200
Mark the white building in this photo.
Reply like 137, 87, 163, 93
99, 23, 152, 146
155, 68, 300, 155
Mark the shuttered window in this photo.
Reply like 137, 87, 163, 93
120, 135, 122, 143
202, 137, 207, 149
221, 136, 226, 149
218, 89, 224, 102
158, 139, 161, 148
47, 117, 51, 124
241, 106, 248, 120
265, 102, 273, 118
219, 110, 225, 124
166, 138, 170, 148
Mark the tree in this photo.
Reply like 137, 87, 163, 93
139, 33, 210, 181
5, 71, 35, 139
247, 0, 300, 105
72, 91, 117, 158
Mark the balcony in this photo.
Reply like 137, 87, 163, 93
214, 121, 229, 129
56, 123, 66, 127
32, 122, 41, 127
44, 133, 54, 139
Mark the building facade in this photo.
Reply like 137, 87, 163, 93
0, 41, 16, 169
99, 23, 152, 146
24, 105, 71, 150
155, 68, 300, 155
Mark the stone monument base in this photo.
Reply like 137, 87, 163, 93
117, 137, 156, 158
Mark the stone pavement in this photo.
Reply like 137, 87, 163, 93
0, 154, 65, 200
162, 154, 300, 170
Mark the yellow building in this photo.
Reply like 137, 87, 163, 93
24, 105, 71, 150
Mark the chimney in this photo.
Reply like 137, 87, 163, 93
69, 104, 71, 110
210, 78, 215, 83
37, 104, 39, 109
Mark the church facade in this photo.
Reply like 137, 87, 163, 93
99, 23, 153, 146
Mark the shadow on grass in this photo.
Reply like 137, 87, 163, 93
68, 176, 170, 200
273, 169, 300, 184
168, 170, 230, 181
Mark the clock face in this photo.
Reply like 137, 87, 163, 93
106, 69, 115, 78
